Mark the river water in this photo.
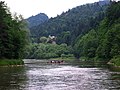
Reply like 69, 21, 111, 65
0, 59, 120, 90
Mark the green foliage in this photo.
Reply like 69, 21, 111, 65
40, 36, 47, 43
73, 1, 120, 64
106, 1, 120, 25
27, 13, 48, 28
96, 23, 120, 60
25, 43, 73, 59
61, 54, 74, 58
96, 1, 120, 61
0, 1, 28, 59
74, 29, 98, 59
30, 1, 109, 45
110, 56, 120, 66
0, 59, 24, 66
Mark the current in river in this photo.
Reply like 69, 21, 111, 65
0, 59, 120, 90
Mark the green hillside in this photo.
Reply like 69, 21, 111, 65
74, 1, 120, 66
29, 1, 109, 45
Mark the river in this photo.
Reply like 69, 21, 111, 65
0, 59, 120, 90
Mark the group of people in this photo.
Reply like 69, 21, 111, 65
47, 60, 64, 64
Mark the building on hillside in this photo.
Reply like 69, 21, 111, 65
47, 35, 56, 44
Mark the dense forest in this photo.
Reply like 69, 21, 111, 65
29, 0, 110, 45
0, 1, 28, 59
26, 0, 120, 66
25, 0, 110, 59
25, 43, 73, 59
74, 1, 120, 65
27, 13, 49, 28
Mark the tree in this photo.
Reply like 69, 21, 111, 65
106, 1, 120, 25
73, 29, 98, 59
40, 36, 47, 43
0, 1, 28, 59
25, 43, 73, 59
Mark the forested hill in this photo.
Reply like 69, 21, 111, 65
29, 0, 110, 44
74, 1, 120, 62
26, 13, 49, 28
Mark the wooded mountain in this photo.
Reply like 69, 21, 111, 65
74, 1, 120, 61
29, 0, 110, 44
27, 13, 49, 28
25, 0, 120, 65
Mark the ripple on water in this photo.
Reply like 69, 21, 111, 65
21, 65, 120, 90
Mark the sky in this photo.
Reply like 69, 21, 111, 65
2, 0, 101, 18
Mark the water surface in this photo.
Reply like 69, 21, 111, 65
0, 59, 120, 90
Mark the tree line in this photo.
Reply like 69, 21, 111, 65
73, 1, 120, 64
0, 1, 28, 59
25, 43, 73, 59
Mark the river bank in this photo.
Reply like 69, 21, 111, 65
107, 56, 120, 71
0, 59, 24, 67
49, 57, 76, 61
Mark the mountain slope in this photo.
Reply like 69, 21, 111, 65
73, 1, 120, 61
27, 13, 49, 28
30, 0, 110, 44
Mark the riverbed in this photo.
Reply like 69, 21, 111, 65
0, 59, 120, 90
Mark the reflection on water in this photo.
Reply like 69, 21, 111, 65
0, 60, 120, 90
0, 66, 27, 90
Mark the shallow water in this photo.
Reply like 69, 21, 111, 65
0, 59, 120, 90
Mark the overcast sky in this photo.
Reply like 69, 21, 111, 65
3, 0, 101, 18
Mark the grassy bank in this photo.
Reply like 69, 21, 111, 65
0, 59, 24, 66
108, 56, 120, 67
107, 56, 120, 72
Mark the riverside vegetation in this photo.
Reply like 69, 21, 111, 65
27, 1, 120, 67
0, 1, 120, 67
0, 1, 28, 66
73, 1, 120, 66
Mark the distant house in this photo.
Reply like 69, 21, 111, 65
47, 35, 56, 44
